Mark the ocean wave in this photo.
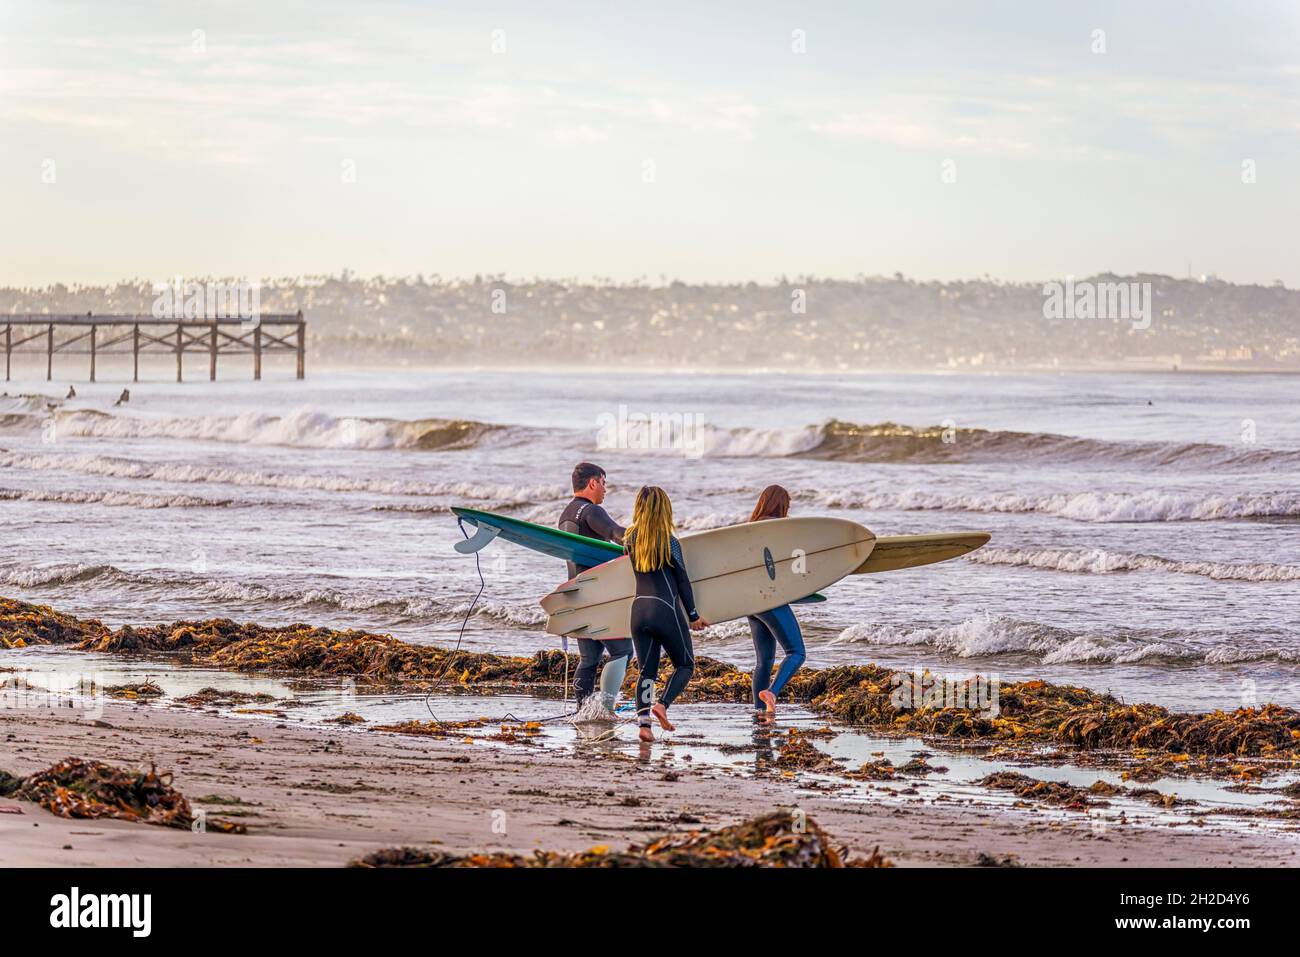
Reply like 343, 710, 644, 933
0, 486, 238, 508
0, 560, 546, 628
44, 406, 508, 451
192, 580, 545, 627
813, 488, 1300, 522
0, 562, 126, 587
831, 611, 1297, 665
0, 393, 60, 415
968, 546, 1300, 581
800, 420, 1300, 470
589, 416, 1300, 469
0, 451, 562, 503
600, 419, 824, 457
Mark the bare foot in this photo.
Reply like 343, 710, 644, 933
638, 725, 655, 743
759, 690, 777, 716
651, 703, 675, 731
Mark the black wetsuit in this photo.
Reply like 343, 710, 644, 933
557, 496, 632, 706
628, 535, 699, 723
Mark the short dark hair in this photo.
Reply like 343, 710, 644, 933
572, 462, 606, 492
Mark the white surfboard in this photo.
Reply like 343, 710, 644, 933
540, 517, 875, 639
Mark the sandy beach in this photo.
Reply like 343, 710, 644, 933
4, 695, 1297, 868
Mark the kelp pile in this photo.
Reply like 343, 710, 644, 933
7, 595, 1300, 771
371, 718, 546, 745
0, 597, 107, 648
75, 615, 571, 686
978, 771, 1103, 810
371, 718, 490, 737
105, 680, 164, 700
351, 810, 890, 868
979, 771, 1191, 811
0, 757, 241, 832
176, 688, 276, 707
799, 667, 1300, 769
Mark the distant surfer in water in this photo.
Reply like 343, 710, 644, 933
624, 486, 708, 742
558, 462, 633, 715
746, 485, 807, 719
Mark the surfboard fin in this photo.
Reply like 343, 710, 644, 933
560, 624, 608, 638
454, 522, 501, 554
791, 592, 827, 604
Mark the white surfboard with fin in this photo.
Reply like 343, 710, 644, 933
541, 517, 874, 639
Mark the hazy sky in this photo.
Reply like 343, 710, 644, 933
2, 0, 1298, 287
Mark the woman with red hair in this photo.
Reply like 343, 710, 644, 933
746, 485, 807, 718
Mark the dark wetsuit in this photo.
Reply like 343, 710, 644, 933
557, 496, 631, 707
628, 535, 699, 724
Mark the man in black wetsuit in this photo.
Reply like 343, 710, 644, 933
558, 462, 633, 711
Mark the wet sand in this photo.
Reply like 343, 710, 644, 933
3, 700, 1297, 867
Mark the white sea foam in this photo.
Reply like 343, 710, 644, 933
968, 546, 1300, 581
0, 486, 235, 508
46, 406, 503, 451
0, 562, 124, 587
0, 451, 560, 503
814, 488, 1300, 522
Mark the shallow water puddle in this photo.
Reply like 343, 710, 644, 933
6, 647, 1300, 838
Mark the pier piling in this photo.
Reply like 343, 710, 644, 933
1, 315, 306, 383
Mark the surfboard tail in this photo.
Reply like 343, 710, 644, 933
852, 531, 991, 574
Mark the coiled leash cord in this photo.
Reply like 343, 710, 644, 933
426, 517, 574, 727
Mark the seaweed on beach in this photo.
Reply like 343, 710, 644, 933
800, 667, 1300, 767
846, 758, 898, 780
769, 735, 841, 774
977, 771, 1199, 811
10, 596, 1300, 772
0, 757, 243, 832
105, 680, 164, 700
350, 810, 890, 868
371, 718, 490, 736
0, 598, 108, 648
978, 771, 1098, 809
175, 688, 276, 707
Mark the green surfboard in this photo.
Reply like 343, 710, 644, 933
451, 506, 827, 604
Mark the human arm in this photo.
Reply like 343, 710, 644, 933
669, 538, 709, 628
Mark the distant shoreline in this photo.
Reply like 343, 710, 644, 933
304, 360, 1300, 377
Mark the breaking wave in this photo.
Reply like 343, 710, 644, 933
0, 451, 562, 504
190, 580, 545, 627
44, 406, 510, 451
811, 488, 1300, 522
832, 611, 1297, 665
799, 420, 1300, 470
592, 417, 1300, 470
0, 562, 126, 587
0, 486, 238, 508
968, 546, 1300, 581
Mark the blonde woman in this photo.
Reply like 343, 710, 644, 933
624, 486, 709, 742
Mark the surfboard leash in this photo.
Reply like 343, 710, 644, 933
423, 517, 486, 724
435, 516, 580, 727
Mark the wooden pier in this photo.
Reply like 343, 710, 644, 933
2, 313, 305, 382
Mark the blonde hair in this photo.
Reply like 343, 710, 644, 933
625, 486, 674, 573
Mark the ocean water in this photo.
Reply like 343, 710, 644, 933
2, 367, 1298, 713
